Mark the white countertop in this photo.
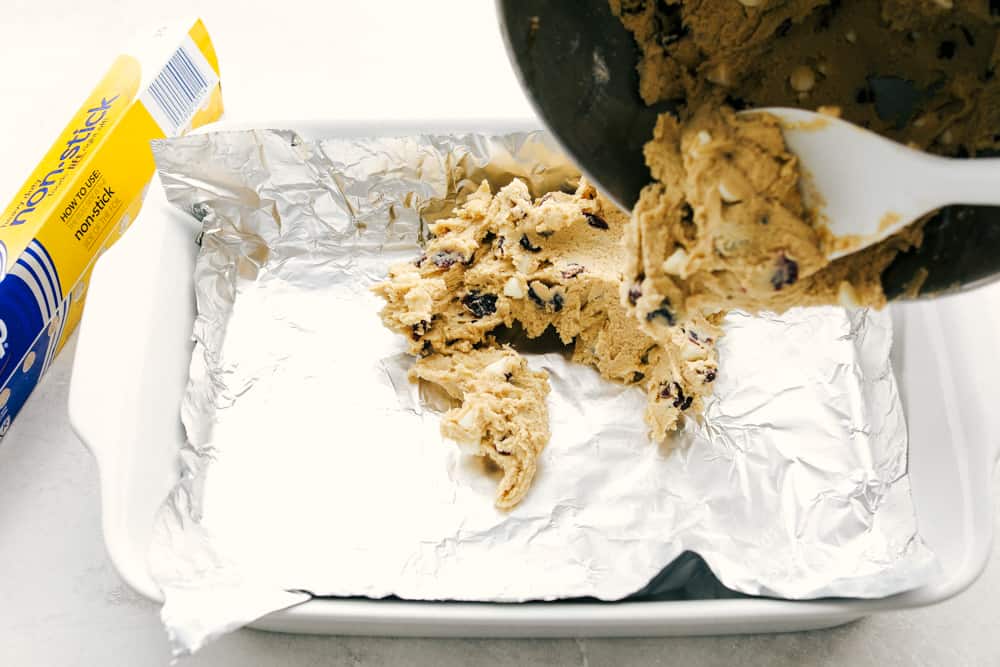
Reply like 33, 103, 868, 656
2, 1, 999, 664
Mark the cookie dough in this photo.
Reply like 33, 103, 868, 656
613, 0, 984, 337
625, 104, 923, 328
378, 0, 1000, 509
610, 0, 1000, 155
375, 179, 718, 507
410, 347, 550, 510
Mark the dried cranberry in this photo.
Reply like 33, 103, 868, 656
770, 254, 799, 290
585, 213, 609, 230
561, 264, 585, 279
527, 286, 545, 308
645, 299, 676, 326
672, 384, 685, 408
814, 0, 840, 31
431, 251, 466, 269
411, 320, 432, 339
527, 284, 563, 312
664, 381, 690, 409
519, 235, 542, 253
775, 18, 792, 37
627, 281, 642, 305
654, 0, 687, 47
704, 370, 717, 383
659, 381, 690, 409
681, 203, 694, 223
631, 371, 645, 383
724, 96, 751, 112
414, 254, 427, 267
938, 40, 957, 59
461, 291, 498, 318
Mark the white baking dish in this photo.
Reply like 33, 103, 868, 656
68, 121, 1000, 636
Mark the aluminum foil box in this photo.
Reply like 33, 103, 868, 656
0, 18, 224, 438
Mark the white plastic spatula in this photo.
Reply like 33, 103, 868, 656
754, 108, 1000, 260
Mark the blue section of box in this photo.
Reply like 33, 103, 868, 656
0, 240, 68, 438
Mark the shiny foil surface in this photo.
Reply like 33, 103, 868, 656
150, 129, 937, 654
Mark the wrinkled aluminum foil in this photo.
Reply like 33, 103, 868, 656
150, 129, 938, 655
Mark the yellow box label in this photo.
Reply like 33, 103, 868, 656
0, 56, 141, 279
0, 18, 224, 437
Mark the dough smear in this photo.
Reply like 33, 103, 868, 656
374, 180, 718, 508
625, 104, 922, 332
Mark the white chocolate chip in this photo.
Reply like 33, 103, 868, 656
503, 276, 524, 298
681, 339, 705, 361
738, 0, 765, 6
515, 254, 534, 274
816, 62, 828, 76
484, 357, 515, 377
837, 281, 860, 308
718, 181, 742, 203
789, 65, 816, 92
403, 286, 436, 321
845, 30, 857, 43
941, 129, 954, 144
454, 436, 481, 455
706, 62, 733, 87
663, 247, 689, 275
458, 408, 479, 432
697, 130, 712, 145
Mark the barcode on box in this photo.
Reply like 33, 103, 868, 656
142, 37, 218, 136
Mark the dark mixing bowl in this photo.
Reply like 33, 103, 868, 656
496, 0, 1000, 300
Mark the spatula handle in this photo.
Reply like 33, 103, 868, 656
927, 156, 1000, 209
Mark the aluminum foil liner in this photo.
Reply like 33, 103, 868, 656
150, 129, 938, 654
